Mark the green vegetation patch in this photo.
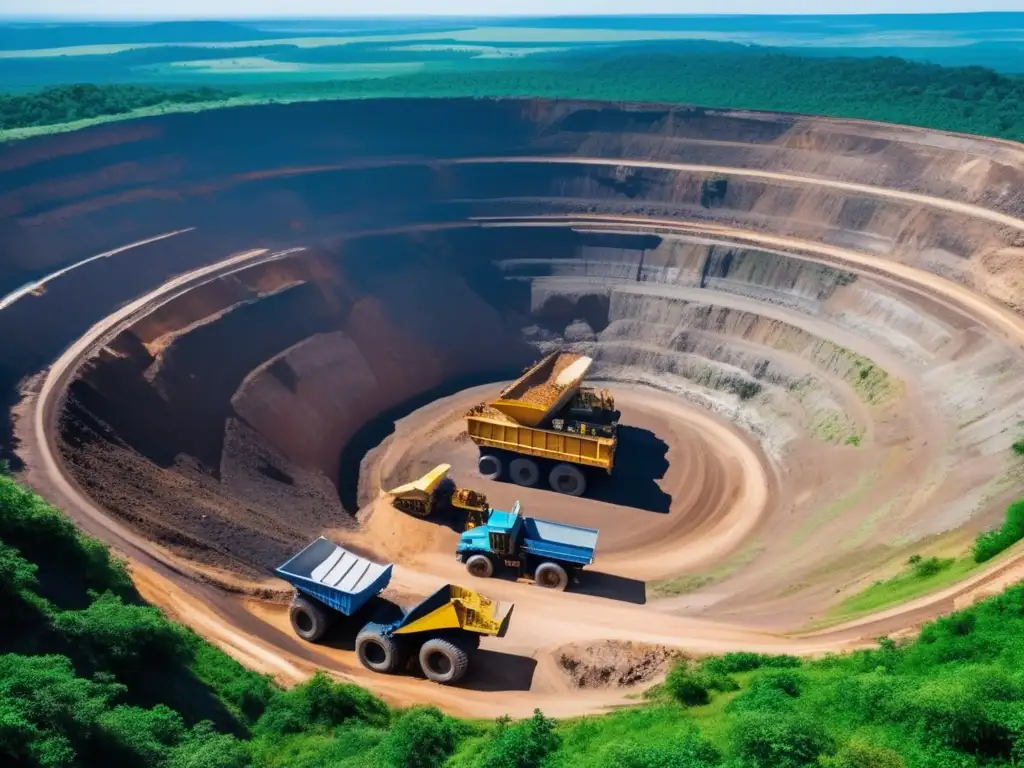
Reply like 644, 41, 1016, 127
825, 553, 976, 625
973, 498, 1024, 563
545, 610, 1024, 767
4, 42, 1024, 143
807, 407, 862, 445
811, 342, 900, 407
8, 462, 1024, 767
0, 83, 235, 130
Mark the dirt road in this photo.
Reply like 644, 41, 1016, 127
475, 214, 1024, 347
452, 156, 1024, 232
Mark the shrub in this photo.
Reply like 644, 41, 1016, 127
974, 530, 1011, 563
184, 636, 275, 722
973, 499, 1024, 563
703, 671, 741, 693
0, 653, 125, 766
701, 652, 802, 676
825, 741, 905, 768
726, 669, 805, 715
1012, 439, 1024, 457
254, 670, 390, 735
823, 672, 914, 725
166, 723, 250, 768
97, 703, 186, 765
377, 706, 462, 768
909, 556, 953, 579
602, 733, 721, 767
731, 712, 833, 768
480, 709, 560, 768
52, 592, 186, 676
664, 666, 711, 707
751, 670, 804, 698
0, 540, 41, 626
0, 476, 132, 600
915, 680, 1013, 755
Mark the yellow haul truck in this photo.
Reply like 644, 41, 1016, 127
386, 463, 491, 529
465, 351, 619, 497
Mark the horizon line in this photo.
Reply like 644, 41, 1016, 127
1, 10, 1022, 20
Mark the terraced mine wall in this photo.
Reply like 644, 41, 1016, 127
2, 99, 1023, 603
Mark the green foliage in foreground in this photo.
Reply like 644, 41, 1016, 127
1013, 439, 1024, 458
0, 83, 234, 130
974, 499, 1024, 563
7, 471, 1024, 766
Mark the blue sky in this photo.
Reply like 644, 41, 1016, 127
4, 1, 1024, 18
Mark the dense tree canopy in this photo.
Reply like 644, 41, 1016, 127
0, 84, 231, 131
3, 47, 1024, 141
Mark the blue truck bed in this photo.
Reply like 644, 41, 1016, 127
521, 517, 598, 566
275, 537, 393, 616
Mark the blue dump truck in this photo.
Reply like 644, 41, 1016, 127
276, 537, 514, 685
455, 502, 599, 591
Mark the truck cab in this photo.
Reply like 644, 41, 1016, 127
455, 502, 599, 591
457, 505, 523, 559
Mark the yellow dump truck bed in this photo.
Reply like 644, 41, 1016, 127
466, 412, 616, 472
490, 351, 593, 428
393, 584, 514, 638
385, 463, 452, 503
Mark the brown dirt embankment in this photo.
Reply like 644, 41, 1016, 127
556, 641, 684, 690
56, 238, 535, 576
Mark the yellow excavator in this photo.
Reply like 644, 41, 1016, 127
385, 463, 491, 530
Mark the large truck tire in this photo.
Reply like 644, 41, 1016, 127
289, 595, 334, 643
356, 622, 407, 674
534, 561, 570, 591
419, 637, 471, 685
477, 453, 504, 481
509, 458, 540, 487
466, 553, 495, 579
549, 463, 587, 497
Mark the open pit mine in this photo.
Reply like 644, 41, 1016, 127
2, 99, 1024, 717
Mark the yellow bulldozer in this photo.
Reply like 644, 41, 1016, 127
385, 463, 491, 530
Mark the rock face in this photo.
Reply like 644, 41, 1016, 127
2, 99, 1023, 589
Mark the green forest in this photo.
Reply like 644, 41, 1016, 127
5, 468, 1024, 767
326, 48, 1024, 141
2, 47, 1024, 141
0, 84, 232, 131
